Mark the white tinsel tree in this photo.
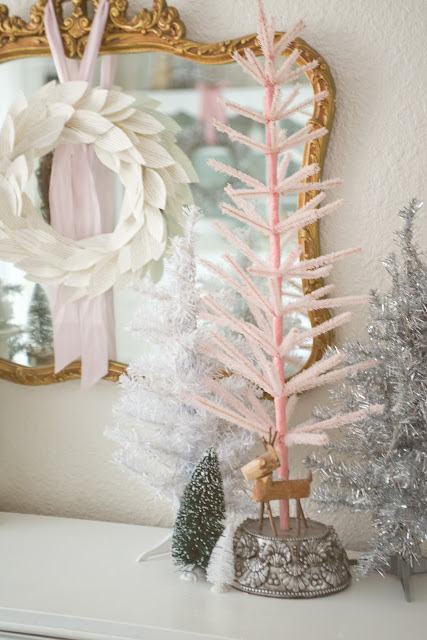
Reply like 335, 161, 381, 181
0, 279, 20, 327
307, 200, 427, 578
207, 512, 245, 592
9, 283, 54, 361
107, 206, 257, 527
26, 284, 54, 356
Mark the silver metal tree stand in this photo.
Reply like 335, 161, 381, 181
233, 517, 351, 598
389, 554, 427, 602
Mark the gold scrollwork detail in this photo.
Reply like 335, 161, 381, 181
108, 0, 184, 40
0, 357, 124, 385
0, 0, 336, 383
0, 0, 186, 60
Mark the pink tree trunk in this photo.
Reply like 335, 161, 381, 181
265, 82, 289, 531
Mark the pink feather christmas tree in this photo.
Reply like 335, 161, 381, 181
189, 1, 382, 531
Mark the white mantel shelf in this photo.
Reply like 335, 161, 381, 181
0, 513, 425, 640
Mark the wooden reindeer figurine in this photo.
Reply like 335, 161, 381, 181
241, 433, 312, 537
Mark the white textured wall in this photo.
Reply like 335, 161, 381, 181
0, 0, 426, 550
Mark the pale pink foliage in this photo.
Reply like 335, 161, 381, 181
191, 0, 382, 451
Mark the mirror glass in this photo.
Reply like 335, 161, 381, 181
0, 51, 314, 375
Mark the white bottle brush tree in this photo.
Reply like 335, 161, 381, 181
189, 0, 383, 532
9, 284, 54, 360
107, 206, 257, 559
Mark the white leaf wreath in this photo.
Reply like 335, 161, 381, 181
0, 80, 197, 302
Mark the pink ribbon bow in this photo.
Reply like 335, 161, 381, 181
44, 0, 117, 390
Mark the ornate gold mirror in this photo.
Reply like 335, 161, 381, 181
0, 0, 335, 385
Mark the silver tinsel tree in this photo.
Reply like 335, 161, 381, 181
307, 199, 427, 579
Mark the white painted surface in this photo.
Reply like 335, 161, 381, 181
0, 0, 426, 550
0, 513, 426, 640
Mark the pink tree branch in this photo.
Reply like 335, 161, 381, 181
225, 186, 271, 199
286, 312, 352, 352
272, 48, 302, 83
278, 189, 326, 219
277, 125, 328, 153
188, 393, 271, 436
213, 120, 271, 153
272, 19, 306, 56
284, 264, 335, 280
285, 394, 299, 421
273, 86, 300, 121
277, 90, 329, 121
245, 386, 276, 432
224, 253, 275, 315
201, 309, 275, 356
201, 257, 273, 316
277, 152, 292, 182
225, 179, 341, 202
208, 159, 266, 190
297, 283, 336, 299
287, 352, 345, 390
285, 359, 378, 396
275, 162, 322, 192
285, 405, 384, 446
212, 221, 263, 266
204, 299, 286, 375
274, 244, 303, 279
232, 50, 266, 85
219, 97, 268, 124
284, 248, 362, 278
281, 294, 369, 316
267, 277, 285, 318
203, 332, 281, 396
276, 60, 319, 85
201, 298, 276, 355
219, 202, 271, 235
274, 198, 344, 235
204, 376, 275, 432
246, 332, 285, 392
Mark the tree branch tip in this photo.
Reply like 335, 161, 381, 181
371, 404, 384, 414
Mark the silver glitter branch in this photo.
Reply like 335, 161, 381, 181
306, 199, 427, 576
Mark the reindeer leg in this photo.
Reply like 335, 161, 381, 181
296, 500, 301, 536
299, 500, 308, 529
258, 502, 265, 531
266, 502, 278, 537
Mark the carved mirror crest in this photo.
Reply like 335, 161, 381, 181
0, 0, 335, 385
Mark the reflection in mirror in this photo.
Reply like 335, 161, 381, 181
0, 51, 314, 375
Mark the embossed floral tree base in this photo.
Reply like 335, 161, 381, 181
233, 518, 351, 598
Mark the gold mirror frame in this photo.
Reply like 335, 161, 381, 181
0, 0, 335, 385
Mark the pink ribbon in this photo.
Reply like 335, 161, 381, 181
196, 83, 227, 145
44, 0, 117, 390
